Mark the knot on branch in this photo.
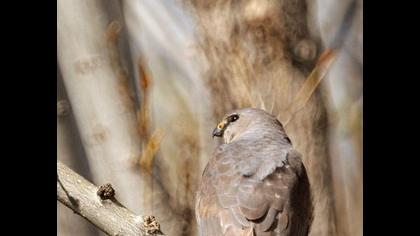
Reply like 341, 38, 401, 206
293, 39, 317, 63
143, 215, 163, 235
97, 183, 115, 200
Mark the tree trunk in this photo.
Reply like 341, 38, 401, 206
315, 0, 363, 235
57, 0, 182, 233
186, 0, 338, 235
121, 1, 208, 234
57, 71, 101, 236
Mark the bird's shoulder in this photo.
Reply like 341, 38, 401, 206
211, 138, 303, 180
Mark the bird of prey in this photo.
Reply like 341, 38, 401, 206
196, 108, 313, 236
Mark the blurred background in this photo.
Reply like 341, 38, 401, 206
57, 0, 362, 235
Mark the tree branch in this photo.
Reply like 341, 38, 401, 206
57, 161, 163, 236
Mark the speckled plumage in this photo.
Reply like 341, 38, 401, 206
196, 108, 313, 236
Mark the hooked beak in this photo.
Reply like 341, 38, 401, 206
212, 121, 226, 138
212, 127, 224, 138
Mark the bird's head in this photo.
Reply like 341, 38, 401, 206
212, 108, 286, 144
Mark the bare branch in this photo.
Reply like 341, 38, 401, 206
57, 161, 163, 236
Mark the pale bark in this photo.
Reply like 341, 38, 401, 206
315, 1, 363, 235
57, 0, 182, 234
122, 1, 206, 235
57, 161, 161, 236
57, 73, 100, 236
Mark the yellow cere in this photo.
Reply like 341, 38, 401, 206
218, 123, 224, 129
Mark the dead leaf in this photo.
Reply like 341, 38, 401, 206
139, 128, 165, 173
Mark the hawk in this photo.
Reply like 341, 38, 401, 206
196, 108, 313, 236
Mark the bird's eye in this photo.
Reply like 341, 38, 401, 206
229, 114, 239, 122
